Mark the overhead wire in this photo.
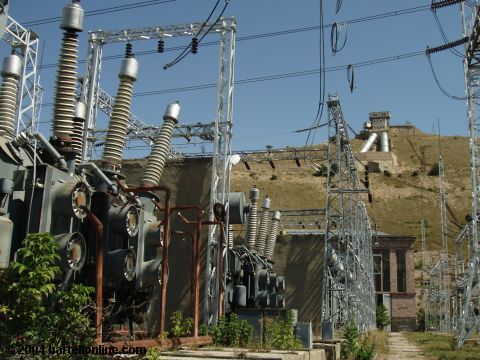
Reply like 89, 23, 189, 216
426, 52, 467, 100
330, 21, 348, 56
164, 0, 231, 69
37, 4, 431, 71
303, 0, 327, 171
431, 9, 465, 57
22, 0, 178, 27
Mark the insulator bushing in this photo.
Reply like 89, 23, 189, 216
125, 43, 133, 59
71, 101, 86, 164
102, 58, 138, 169
141, 102, 181, 186
51, 31, 80, 140
157, 39, 165, 53
264, 211, 281, 259
228, 224, 234, 248
255, 196, 271, 255
0, 54, 22, 141
245, 187, 260, 249
191, 37, 198, 54
60, 2, 84, 32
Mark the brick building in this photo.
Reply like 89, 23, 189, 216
373, 232, 416, 331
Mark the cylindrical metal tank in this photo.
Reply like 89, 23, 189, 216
245, 187, 260, 249
380, 132, 389, 152
360, 132, 377, 153
0, 54, 22, 141
255, 195, 271, 255
228, 192, 247, 225
141, 102, 180, 186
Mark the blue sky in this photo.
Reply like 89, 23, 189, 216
4, 1, 469, 158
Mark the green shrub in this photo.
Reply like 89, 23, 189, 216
341, 319, 358, 360
428, 163, 440, 176
356, 336, 375, 360
170, 311, 193, 337
376, 305, 390, 330
313, 164, 329, 177
210, 313, 253, 347
0, 233, 95, 359
264, 310, 302, 350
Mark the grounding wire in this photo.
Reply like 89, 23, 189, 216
37, 4, 431, 71
22, 0, 178, 27
426, 53, 466, 100
164, 0, 231, 69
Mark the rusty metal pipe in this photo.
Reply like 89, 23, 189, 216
114, 178, 171, 334
82, 206, 104, 344
172, 206, 202, 337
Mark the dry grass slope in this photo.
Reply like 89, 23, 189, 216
231, 127, 470, 251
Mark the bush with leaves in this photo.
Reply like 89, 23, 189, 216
376, 305, 390, 330
264, 310, 302, 350
341, 319, 358, 360
428, 162, 440, 176
210, 313, 253, 347
0, 233, 95, 359
356, 336, 375, 360
169, 311, 193, 338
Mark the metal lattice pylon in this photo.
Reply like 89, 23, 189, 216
80, 18, 236, 326
321, 94, 376, 335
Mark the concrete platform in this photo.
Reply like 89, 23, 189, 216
159, 348, 326, 360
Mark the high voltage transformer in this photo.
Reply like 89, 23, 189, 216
0, 0, 287, 343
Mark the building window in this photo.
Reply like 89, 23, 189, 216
373, 250, 390, 292
397, 250, 406, 292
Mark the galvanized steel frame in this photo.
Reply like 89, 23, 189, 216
80, 18, 236, 326
2, 15, 41, 135
322, 94, 376, 334
457, 1, 480, 348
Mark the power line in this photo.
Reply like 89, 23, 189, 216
38, 48, 425, 107
22, 0, 178, 27
37, 4, 430, 70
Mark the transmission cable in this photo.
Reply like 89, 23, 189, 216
347, 64, 355, 92
23, 0, 178, 27
330, 21, 348, 56
164, 0, 231, 69
431, 9, 465, 57
38, 4, 431, 70
426, 52, 466, 100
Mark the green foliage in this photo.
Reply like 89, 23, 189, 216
0, 233, 95, 359
428, 162, 440, 176
264, 310, 302, 350
376, 305, 390, 330
356, 336, 375, 360
210, 313, 253, 347
169, 311, 193, 338
313, 164, 329, 177
417, 308, 426, 332
198, 323, 209, 336
341, 319, 359, 360
146, 348, 162, 360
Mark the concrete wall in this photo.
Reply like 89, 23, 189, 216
273, 234, 325, 334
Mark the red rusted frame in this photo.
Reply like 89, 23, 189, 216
82, 207, 104, 344
171, 206, 203, 337
115, 178, 171, 334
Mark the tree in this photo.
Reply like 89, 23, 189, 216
376, 304, 391, 330
0, 233, 95, 359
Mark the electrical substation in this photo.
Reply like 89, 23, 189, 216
1, 0, 480, 358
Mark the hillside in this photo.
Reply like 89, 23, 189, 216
230, 126, 471, 251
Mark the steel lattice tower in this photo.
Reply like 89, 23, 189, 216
321, 94, 375, 336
